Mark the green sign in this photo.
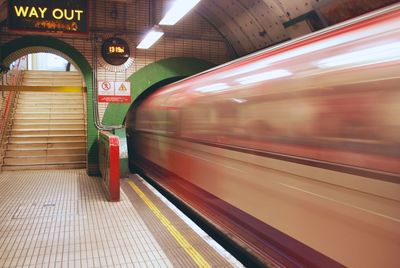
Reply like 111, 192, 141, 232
8, 0, 89, 34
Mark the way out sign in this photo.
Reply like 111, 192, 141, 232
8, 0, 89, 34
98, 81, 131, 103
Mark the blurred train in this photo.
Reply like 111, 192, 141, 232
126, 4, 400, 268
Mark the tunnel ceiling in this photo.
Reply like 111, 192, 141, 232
197, 0, 319, 56
196, 0, 399, 57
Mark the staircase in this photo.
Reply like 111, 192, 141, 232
2, 71, 87, 171
21, 70, 84, 87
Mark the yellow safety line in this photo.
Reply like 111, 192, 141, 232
127, 181, 211, 268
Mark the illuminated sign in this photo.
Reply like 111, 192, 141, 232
101, 38, 131, 66
108, 46, 125, 54
8, 0, 88, 34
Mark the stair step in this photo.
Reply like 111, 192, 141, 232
16, 109, 85, 113
17, 104, 83, 109
8, 136, 86, 143
19, 91, 83, 94
22, 80, 82, 83
23, 74, 81, 79
11, 126, 85, 131
18, 95, 83, 100
17, 101, 84, 106
22, 77, 82, 80
7, 142, 86, 149
6, 148, 86, 157
19, 91, 82, 94
15, 111, 84, 115
22, 76, 82, 79
18, 95, 83, 99
10, 133, 84, 137
16, 109, 84, 113
18, 93, 83, 97
4, 154, 86, 165
23, 70, 80, 75
15, 111, 85, 116
17, 101, 83, 103
10, 130, 85, 136
13, 119, 85, 124
2, 163, 86, 171
20, 84, 83, 87
13, 114, 84, 119
18, 97, 83, 100
21, 75, 83, 86
12, 124, 85, 129
23, 73, 81, 75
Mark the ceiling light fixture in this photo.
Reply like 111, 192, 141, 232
159, 0, 201, 26
137, 27, 164, 49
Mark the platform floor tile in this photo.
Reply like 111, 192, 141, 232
0, 170, 242, 268
122, 175, 243, 268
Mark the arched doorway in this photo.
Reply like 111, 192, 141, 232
1, 36, 98, 175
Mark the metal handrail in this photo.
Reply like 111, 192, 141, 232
0, 58, 23, 169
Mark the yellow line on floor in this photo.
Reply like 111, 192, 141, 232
127, 181, 211, 268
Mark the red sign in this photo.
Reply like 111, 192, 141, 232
98, 96, 131, 103
98, 81, 131, 103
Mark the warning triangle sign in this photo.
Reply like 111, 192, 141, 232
118, 83, 127, 91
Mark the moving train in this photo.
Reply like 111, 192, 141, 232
126, 4, 400, 268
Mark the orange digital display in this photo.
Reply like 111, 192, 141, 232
108, 46, 125, 54
101, 37, 130, 66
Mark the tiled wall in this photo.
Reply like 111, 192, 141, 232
0, 0, 230, 120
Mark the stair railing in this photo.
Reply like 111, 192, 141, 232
0, 59, 23, 170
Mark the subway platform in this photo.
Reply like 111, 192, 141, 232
0, 169, 242, 268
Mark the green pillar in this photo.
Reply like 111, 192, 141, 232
102, 57, 215, 176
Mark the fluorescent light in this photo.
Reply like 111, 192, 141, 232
317, 42, 400, 68
196, 83, 229, 93
160, 0, 201, 25
237, 69, 292, 85
137, 29, 164, 49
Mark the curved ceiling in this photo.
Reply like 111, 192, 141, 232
196, 0, 398, 57
197, 0, 319, 56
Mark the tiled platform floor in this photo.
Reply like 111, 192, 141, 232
0, 170, 242, 268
